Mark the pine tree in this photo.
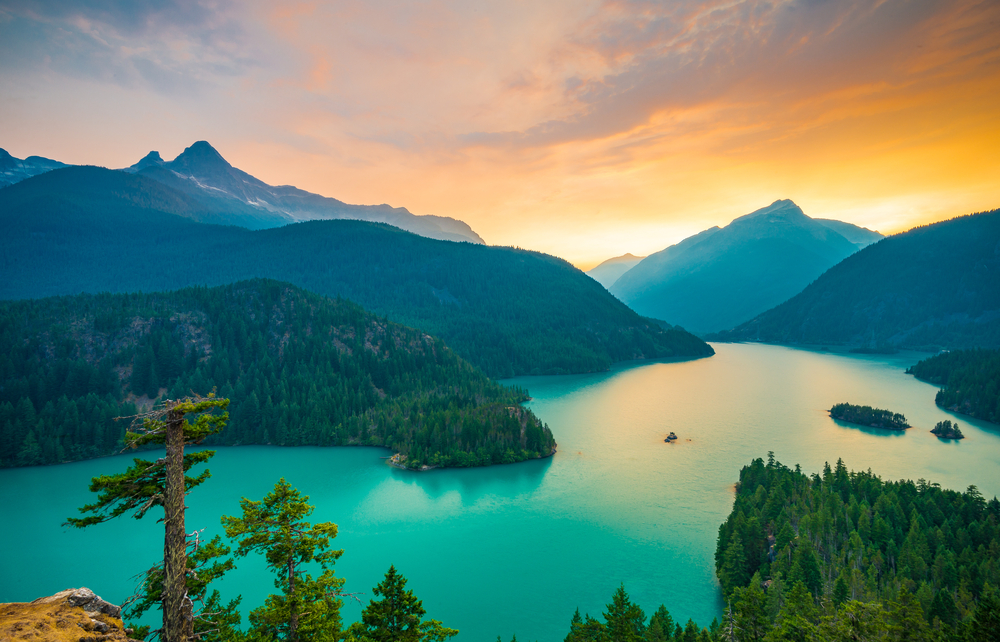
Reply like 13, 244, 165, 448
66, 394, 229, 642
603, 585, 646, 642
733, 573, 769, 642
645, 605, 673, 642
970, 585, 1000, 642
222, 478, 345, 642
351, 565, 457, 642
566, 608, 584, 642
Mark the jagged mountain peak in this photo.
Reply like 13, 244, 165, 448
124, 150, 165, 173
167, 140, 233, 173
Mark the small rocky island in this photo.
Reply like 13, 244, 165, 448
830, 403, 910, 431
664, 431, 678, 442
930, 420, 965, 440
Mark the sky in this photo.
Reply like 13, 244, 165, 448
1, 0, 998, 269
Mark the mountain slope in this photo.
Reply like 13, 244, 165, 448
0, 166, 713, 377
0, 148, 68, 188
713, 209, 1000, 349
815, 218, 883, 249
127, 141, 484, 243
586, 253, 645, 288
610, 200, 865, 334
0, 280, 555, 469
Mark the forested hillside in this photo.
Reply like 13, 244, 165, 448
0, 166, 713, 377
907, 349, 1000, 424
0, 280, 555, 469
714, 455, 1000, 640
713, 209, 1000, 349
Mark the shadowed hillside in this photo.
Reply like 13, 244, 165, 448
713, 209, 1000, 349
0, 167, 714, 377
0, 280, 556, 469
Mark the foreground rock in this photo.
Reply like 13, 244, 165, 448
0, 588, 128, 641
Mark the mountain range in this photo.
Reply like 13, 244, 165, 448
1, 141, 483, 243
711, 208, 1000, 349
0, 165, 713, 377
607, 200, 883, 334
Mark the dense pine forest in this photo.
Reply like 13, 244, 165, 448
711, 455, 1000, 641
829, 403, 909, 430
0, 280, 555, 469
907, 349, 1000, 424
0, 167, 713, 377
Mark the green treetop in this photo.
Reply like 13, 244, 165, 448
222, 478, 344, 642
349, 565, 458, 642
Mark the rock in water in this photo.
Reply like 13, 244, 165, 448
0, 587, 128, 641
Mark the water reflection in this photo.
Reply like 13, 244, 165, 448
387, 454, 553, 502
829, 418, 908, 438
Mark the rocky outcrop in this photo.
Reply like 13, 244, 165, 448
0, 588, 129, 641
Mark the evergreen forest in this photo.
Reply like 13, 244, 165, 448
0, 280, 555, 469
0, 167, 713, 377
710, 455, 1000, 641
907, 349, 1000, 424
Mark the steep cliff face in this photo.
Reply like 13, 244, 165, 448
0, 587, 129, 641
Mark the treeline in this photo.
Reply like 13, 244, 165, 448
0, 280, 555, 469
829, 403, 909, 430
907, 349, 1000, 424
563, 586, 717, 642
713, 455, 1000, 640
0, 166, 714, 377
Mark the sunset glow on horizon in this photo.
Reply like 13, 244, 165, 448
1, 0, 998, 269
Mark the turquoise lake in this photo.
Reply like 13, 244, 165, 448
2, 343, 999, 640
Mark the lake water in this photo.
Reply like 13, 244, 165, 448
2, 343, 999, 641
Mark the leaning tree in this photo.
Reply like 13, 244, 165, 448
67, 394, 229, 642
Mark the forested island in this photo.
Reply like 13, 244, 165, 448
0, 280, 555, 469
829, 403, 910, 430
931, 420, 965, 440
908, 349, 1000, 424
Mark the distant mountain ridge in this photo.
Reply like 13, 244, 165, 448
0, 148, 68, 188
0, 165, 713, 377
586, 253, 645, 288
0, 141, 484, 243
713, 209, 1000, 350
125, 141, 484, 243
608, 200, 882, 334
